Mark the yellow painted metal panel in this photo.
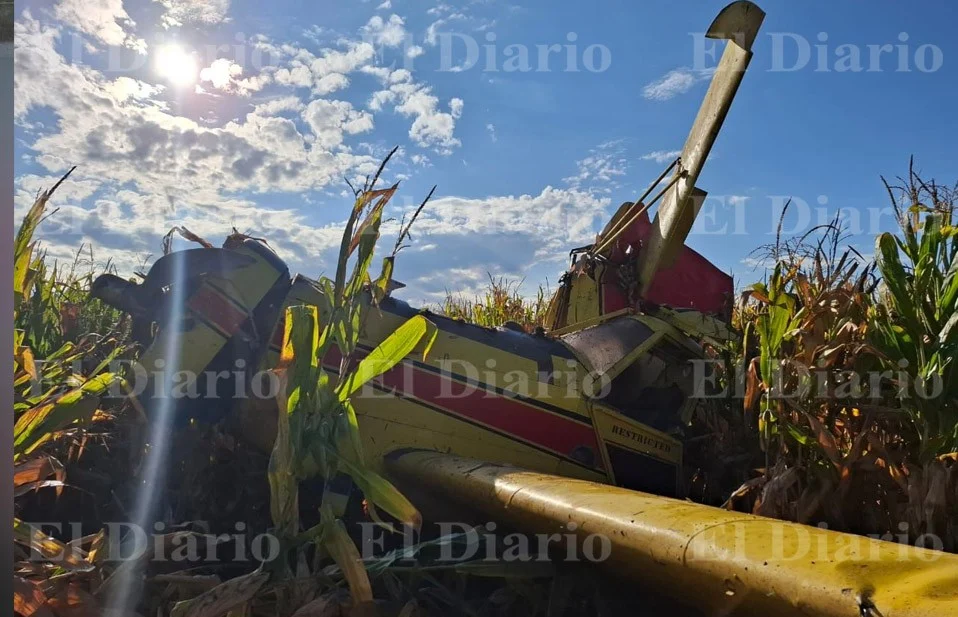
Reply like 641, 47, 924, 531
591, 404, 682, 466
355, 397, 606, 484
387, 452, 958, 617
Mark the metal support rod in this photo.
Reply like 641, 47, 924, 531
590, 157, 680, 258
591, 171, 683, 257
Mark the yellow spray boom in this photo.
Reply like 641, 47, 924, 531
387, 451, 958, 617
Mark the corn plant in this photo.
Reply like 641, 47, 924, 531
13, 169, 130, 502
717, 165, 957, 549
871, 167, 957, 459
266, 151, 438, 605
440, 275, 549, 332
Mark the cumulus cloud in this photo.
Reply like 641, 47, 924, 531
158, 0, 232, 27
563, 140, 628, 194
53, 0, 147, 52
14, 7, 474, 280
361, 14, 408, 48
383, 185, 610, 300
303, 100, 374, 149
199, 58, 270, 95
264, 40, 374, 94
408, 187, 609, 258
253, 32, 462, 150
106, 77, 165, 102
13, 15, 381, 258
367, 69, 465, 153
424, 13, 466, 46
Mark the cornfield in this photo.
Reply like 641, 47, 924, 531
439, 276, 550, 333
11, 160, 958, 616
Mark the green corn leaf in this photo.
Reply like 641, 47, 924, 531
345, 206, 385, 299
372, 256, 395, 305
268, 368, 299, 537
940, 312, 958, 347
336, 315, 433, 402
340, 398, 365, 465
941, 251, 958, 316
13, 372, 120, 459
876, 232, 923, 340
337, 455, 422, 531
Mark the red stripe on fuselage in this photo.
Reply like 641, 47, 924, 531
188, 285, 248, 336
325, 346, 603, 470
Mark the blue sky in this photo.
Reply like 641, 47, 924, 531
13, 0, 958, 303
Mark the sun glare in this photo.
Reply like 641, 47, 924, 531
154, 44, 198, 87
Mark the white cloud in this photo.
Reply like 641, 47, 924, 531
410, 153, 430, 167
16, 174, 101, 206
741, 255, 775, 270
272, 64, 312, 88
199, 58, 270, 95
158, 0, 231, 27
361, 14, 407, 48
425, 15, 463, 46
449, 97, 464, 118
377, 0, 392, 9
399, 90, 462, 152
53, 0, 147, 53
486, 123, 497, 142
406, 45, 424, 59
423, 4, 493, 47
256, 38, 378, 96
641, 67, 714, 101
564, 141, 628, 194
313, 72, 350, 95
200, 58, 242, 89
381, 185, 610, 301
302, 100, 374, 150
310, 42, 376, 83
255, 33, 463, 152
14, 9, 470, 279
367, 73, 464, 153
640, 149, 681, 164
426, 4, 454, 17
106, 77, 165, 102
14, 15, 380, 205
410, 187, 608, 257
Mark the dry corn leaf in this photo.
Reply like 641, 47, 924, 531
743, 357, 762, 415
13, 518, 91, 570
14, 576, 54, 617
14, 456, 66, 497
177, 570, 269, 617
324, 519, 373, 605
803, 412, 842, 470
45, 583, 101, 617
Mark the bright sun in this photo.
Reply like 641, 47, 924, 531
154, 44, 198, 87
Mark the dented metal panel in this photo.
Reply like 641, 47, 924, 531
559, 317, 660, 384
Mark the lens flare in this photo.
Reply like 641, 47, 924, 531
106, 252, 186, 613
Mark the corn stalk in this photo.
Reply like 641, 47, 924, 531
723, 164, 957, 549
266, 151, 437, 604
